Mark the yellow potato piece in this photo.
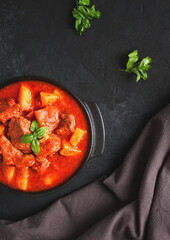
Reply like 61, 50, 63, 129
60, 140, 81, 156
16, 167, 29, 191
40, 92, 58, 107
53, 89, 63, 99
19, 84, 32, 111
3, 166, 15, 182
44, 175, 53, 185
70, 128, 86, 147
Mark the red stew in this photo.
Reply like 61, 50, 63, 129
0, 80, 89, 192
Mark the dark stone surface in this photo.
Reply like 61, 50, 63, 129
0, 0, 170, 220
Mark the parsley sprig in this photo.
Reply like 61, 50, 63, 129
20, 120, 47, 154
120, 50, 152, 82
72, 0, 101, 35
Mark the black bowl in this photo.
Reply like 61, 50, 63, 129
0, 76, 105, 196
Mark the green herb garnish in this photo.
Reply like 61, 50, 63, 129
30, 120, 39, 132
120, 50, 152, 82
72, 0, 101, 35
30, 139, 40, 155
20, 120, 47, 154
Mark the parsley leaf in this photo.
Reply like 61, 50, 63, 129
20, 134, 33, 144
20, 120, 47, 154
33, 127, 47, 139
126, 50, 139, 71
78, 0, 90, 6
31, 139, 40, 154
30, 120, 39, 132
121, 50, 152, 82
72, 0, 101, 35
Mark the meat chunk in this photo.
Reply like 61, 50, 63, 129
0, 99, 22, 124
16, 154, 35, 168
0, 135, 23, 165
8, 117, 31, 153
32, 157, 50, 173
35, 106, 59, 132
56, 114, 75, 136
36, 133, 61, 159
34, 97, 41, 110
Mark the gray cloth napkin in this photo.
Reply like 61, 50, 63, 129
0, 104, 170, 240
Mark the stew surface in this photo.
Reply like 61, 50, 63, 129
0, 80, 89, 192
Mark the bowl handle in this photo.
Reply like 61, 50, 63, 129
83, 101, 105, 159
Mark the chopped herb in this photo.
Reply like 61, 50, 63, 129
120, 50, 152, 82
72, 0, 101, 35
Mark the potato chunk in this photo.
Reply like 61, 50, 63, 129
53, 89, 63, 99
44, 175, 53, 185
40, 92, 58, 107
19, 85, 32, 111
16, 167, 29, 190
70, 128, 86, 147
35, 106, 59, 132
2, 165, 15, 182
60, 140, 81, 156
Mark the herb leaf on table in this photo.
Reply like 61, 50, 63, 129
72, 0, 101, 35
120, 50, 152, 82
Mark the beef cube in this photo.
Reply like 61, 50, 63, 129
0, 99, 22, 124
16, 154, 35, 168
34, 97, 41, 110
8, 117, 32, 153
0, 135, 23, 165
32, 157, 50, 173
56, 114, 75, 136
36, 133, 61, 159
35, 106, 59, 132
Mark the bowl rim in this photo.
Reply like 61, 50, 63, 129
0, 76, 94, 197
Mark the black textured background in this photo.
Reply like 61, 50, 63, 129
0, 0, 170, 220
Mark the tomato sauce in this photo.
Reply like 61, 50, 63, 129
0, 80, 89, 192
